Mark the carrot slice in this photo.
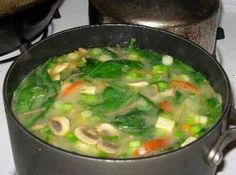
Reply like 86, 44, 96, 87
60, 81, 82, 97
180, 124, 192, 134
133, 137, 171, 157
159, 100, 173, 112
172, 80, 199, 93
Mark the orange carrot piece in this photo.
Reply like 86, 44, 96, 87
172, 80, 199, 93
60, 81, 82, 97
133, 137, 171, 157
159, 100, 173, 112
180, 124, 192, 134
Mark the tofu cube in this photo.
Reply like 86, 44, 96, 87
194, 115, 208, 125
155, 117, 175, 133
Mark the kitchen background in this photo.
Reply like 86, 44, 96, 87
0, 0, 236, 174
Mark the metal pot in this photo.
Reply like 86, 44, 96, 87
89, 0, 222, 54
3, 24, 236, 175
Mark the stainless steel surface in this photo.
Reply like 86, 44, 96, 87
90, 0, 221, 54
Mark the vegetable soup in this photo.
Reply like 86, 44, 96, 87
12, 39, 222, 158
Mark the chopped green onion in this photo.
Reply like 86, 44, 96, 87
40, 126, 52, 142
190, 125, 203, 135
82, 94, 99, 105
153, 65, 169, 74
157, 81, 169, 91
174, 130, 185, 141
185, 115, 195, 125
65, 131, 79, 143
128, 140, 141, 148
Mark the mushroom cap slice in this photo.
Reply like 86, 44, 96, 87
74, 127, 100, 145
97, 139, 120, 154
97, 123, 119, 136
49, 116, 70, 136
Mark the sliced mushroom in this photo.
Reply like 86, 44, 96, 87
67, 52, 79, 59
49, 116, 70, 136
74, 127, 100, 145
78, 48, 89, 58
50, 63, 69, 75
97, 123, 119, 136
97, 139, 120, 154
81, 110, 93, 118
48, 62, 70, 80
159, 88, 175, 97
31, 124, 45, 131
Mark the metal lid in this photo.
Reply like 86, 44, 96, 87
90, 0, 220, 28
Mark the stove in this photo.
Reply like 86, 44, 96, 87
0, 0, 235, 174
0, 0, 64, 63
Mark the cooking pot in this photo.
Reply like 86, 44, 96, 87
89, 0, 223, 54
3, 24, 236, 175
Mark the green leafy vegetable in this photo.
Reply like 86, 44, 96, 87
111, 109, 148, 134
85, 60, 142, 78
206, 97, 221, 117
13, 59, 60, 127
90, 48, 119, 60
94, 86, 134, 112
39, 126, 52, 142
65, 132, 79, 143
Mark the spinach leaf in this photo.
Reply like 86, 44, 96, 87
111, 109, 148, 134
125, 47, 163, 65
90, 48, 119, 60
13, 59, 60, 127
206, 97, 221, 117
189, 71, 207, 85
85, 60, 142, 78
93, 86, 133, 112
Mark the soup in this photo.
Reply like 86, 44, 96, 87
12, 39, 222, 158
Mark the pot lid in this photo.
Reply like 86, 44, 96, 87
90, 0, 220, 27
0, 0, 48, 16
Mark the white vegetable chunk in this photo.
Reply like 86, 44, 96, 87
160, 88, 175, 97
81, 85, 96, 95
162, 55, 173, 66
51, 63, 69, 75
155, 117, 175, 133
128, 81, 149, 87
181, 137, 197, 147
81, 110, 93, 118
194, 115, 208, 125
68, 52, 79, 59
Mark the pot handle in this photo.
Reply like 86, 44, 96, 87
207, 107, 236, 166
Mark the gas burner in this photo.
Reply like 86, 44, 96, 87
0, 0, 63, 63
0, 23, 54, 63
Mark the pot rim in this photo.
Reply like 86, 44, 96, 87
3, 23, 232, 162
